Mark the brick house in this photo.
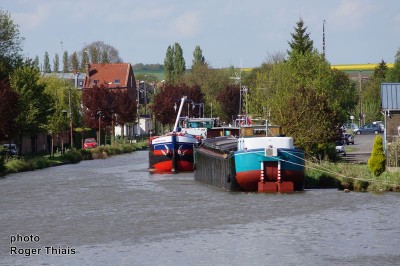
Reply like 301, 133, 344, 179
83, 63, 141, 139
381, 83, 400, 168
83, 63, 136, 99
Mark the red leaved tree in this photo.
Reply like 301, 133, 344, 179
114, 89, 137, 137
151, 84, 204, 128
216, 84, 240, 123
82, 84, 137, 139
0, 79, 19, 141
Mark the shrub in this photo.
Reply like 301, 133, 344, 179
5, 159, 33, 173
31, 157, 51, 169
0, 154, 6, 175
368, 136, 386, 176
62, 149, 82, 163
353, 179, 369, 192
79, 149, 93, 160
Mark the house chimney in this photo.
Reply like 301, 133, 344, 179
86, 64, 90, 76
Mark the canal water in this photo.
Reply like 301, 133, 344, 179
1, 151, 399, 266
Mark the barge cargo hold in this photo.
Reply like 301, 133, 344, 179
194, 135, 305, 192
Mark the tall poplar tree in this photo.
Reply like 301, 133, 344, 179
70, 51, 79, 72
80, 50, 88, 71
192, 45, 205, 68
287, 18, 314, 57
164, 45, 174, 83
33, 55, 39, 70
62, 50, 69, 72
43, 51, 51, 73
173, 43, 186, 81
53, 53, 59, 73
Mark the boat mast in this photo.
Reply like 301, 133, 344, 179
173, 96, 187, 132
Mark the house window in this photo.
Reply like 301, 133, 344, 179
93, 80, 99, 85
114, 79, 120, 84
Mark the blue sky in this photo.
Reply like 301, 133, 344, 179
2, 0, 400, 68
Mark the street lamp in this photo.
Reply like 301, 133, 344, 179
68, 87, 73, 148
97, 111, 102, 145
359, 71, 370, 127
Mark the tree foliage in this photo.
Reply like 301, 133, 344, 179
80, 41, 122, 66
43, 51, 51, 73
164, 43, 186, 84
368, 135, 386, 176
82, 85, 136, 131
62, 51, 69, 72
53, 53, 59, 73
70, 52, 79, 72
10, 65, 52, 139
216, 84, 240, 122
40, 76, 82, 131
151, 84, 204, 127
192, 45, 205, 69
287, 18, 314, 57
244, 48, 353, 156
362, 61, 388, 123
0, 9, 24, 79
164, 45, 174, 83
387, 49, 400, 82
0, 79, 19, 140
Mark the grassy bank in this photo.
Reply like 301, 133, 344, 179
306, 162, 400, 192
1, 140, 148, 175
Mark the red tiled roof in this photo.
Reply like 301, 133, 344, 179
84, 63, 134, 88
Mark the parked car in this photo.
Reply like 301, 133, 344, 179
342, 133, 354, 145
1, 144, 18, 155
83, 138, 97, 149
372, 121, 385, 132
343, 123, 359, 133
354, 124, 382, 135
335, 140, 346, 156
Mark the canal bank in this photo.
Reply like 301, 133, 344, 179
1, 151, 400, 265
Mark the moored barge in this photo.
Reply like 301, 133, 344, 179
194, 126, 305, 192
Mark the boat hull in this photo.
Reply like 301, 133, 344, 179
234, 148, 305, 191
149, 135, 198, 172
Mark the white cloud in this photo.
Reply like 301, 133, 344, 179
170, 12, 201, 38
12, 5, 49, 30
329, 0, 375, 31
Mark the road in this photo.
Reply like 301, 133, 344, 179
343, 134, 380, 163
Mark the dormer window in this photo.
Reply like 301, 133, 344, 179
93, 80, 99, 85
114, 79, 120, 84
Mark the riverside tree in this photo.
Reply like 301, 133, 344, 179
53, 53, 59, 73
287, 18, 314, 57
244, 19, 355, 158
0, 79, 19, 140
10, 64, 53, 152
62, 51, 69, 72
151, 84, 203, 129
164, 43, 186, 84
387, 49, 400, 82
80, 41, 122, 65
82, 85, 136, 140
192, 45, 205, 69
43, 51, 51, 73
368, 135, 386, 176
0, 9, 24, 79
362, 61, 388, 123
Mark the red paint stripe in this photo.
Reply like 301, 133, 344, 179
152, 161, 194, 172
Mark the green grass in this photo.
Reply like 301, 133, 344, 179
2, 140, 149, 175
305, 161, 400, 192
